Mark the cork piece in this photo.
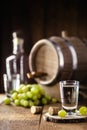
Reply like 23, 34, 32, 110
31, 106, 43, 114
48, 106, 60, 115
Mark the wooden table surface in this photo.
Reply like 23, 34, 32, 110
0, 94, 87, 130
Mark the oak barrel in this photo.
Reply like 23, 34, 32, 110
29, 32, 87, 86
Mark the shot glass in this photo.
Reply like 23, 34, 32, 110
59, 80, 79, 115
3, 74, 20, 97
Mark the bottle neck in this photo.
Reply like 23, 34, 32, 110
13, 37, 24, 54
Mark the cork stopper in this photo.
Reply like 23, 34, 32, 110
12, 31, 24, 54
31, 106, 43, 114
48, 106, 60, 115
61, 30, 69, 38
12, 32, 24, 45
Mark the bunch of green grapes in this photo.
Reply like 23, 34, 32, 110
4, 84, 58, 108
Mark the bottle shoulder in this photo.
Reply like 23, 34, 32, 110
6, 53, 28, 62
6, 55, 16, 61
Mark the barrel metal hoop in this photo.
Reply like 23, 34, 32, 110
62, 38, 78, 70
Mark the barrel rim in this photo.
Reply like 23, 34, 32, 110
29, 39, 61, 85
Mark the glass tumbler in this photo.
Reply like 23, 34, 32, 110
3, 74, 20, 97
59, 80, 79, 114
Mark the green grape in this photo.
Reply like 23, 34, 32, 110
32, 95, 38, 101
14, 99, 20, 106
28, 100, 34, 107
17, 84, 25, 93
58, 109, 67, 117
41, 97, 48, 105
4, 97, 11, 105
51, 97, 58, 103
20, 99, 25, 106
20, 99, 29, 107
21, 93, 28, 100
17, 88, 22, 93
21, 86, 29, 93
30, 86, 40, 95
17, 93, 23, 100
34, 99, 40, 106
26, 91, 33, 99
45, 95, 52, 102
37, 93, 41, 99
39, 87, 45, 96
26, 84, 32, 90
79, 106, 87, 116
22, 100, 29, 108
11, 92, 18, 100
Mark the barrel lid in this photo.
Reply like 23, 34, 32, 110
29, 39, 60, 86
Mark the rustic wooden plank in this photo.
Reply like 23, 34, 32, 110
0, 103, 41, 130
39, 104, 87, 130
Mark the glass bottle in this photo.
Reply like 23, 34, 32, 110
6, 31, 29, 91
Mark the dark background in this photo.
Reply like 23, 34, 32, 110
0, 0, 87, 92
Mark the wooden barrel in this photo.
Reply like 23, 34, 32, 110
29, 32, 87, 86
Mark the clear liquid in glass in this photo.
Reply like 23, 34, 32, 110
60, 81, 79, 114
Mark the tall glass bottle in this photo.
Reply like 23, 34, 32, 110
6, 31, 29, 89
